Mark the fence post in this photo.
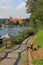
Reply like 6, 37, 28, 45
6, 39, 7, 48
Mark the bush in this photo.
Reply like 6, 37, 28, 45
14, 29, 34, 44
9, 29, 34, 45
14, 36, 23, 44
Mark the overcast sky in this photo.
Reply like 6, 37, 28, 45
0, 0, 30, 18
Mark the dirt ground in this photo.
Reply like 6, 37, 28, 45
30, 49, 43, 60
27, 36, 43, 60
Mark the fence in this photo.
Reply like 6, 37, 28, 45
0, 39, 14, 49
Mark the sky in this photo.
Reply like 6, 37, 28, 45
0, 0, 31, 19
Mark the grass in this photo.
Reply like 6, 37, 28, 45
33, 30, 43, 49
27, 30, 43, 65
32, 30, 43, 65
0, 43, 15, 51
33, 59, 43, 65
0, 45, 11, 51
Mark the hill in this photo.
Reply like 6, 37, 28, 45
33, 30, 43, 49
30, 30, 43, 65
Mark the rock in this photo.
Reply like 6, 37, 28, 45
31, 44, 38, 51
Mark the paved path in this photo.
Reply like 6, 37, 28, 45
0, 38, 29, 65
0, 36, 32, 65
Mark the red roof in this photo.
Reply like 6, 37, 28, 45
9, 18, 23, 23
18, 19, 23, 23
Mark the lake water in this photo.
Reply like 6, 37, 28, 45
0, 26, 25, 37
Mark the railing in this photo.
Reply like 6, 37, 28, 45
0, 39, 14, 49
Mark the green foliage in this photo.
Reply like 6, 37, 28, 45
16, 20, 19, 25
10, 29, 34, 44
26, 0, 43, 32
14, 36, 23, 44
8, 21, 15, 27
21, 19, 30, 27
0, 24, 2, 27
33, 30, 43, 49
14, 30, 29, 44
0, 21, 2, 27
23, 21, 29, 26
33, 59, 43, 65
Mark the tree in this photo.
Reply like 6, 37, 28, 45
16, 20, 19, 25
26, 0, 36, 13
26, 0, 43, 32
0, 24, 1, 27
21, 19, 30, 27
0, 20, 2, 27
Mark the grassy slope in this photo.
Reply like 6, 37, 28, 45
33, 59, 43, 65
33, 30, 43, 65
33, 30, 43, 49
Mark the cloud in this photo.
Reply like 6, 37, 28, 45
15, 2, 26, 10
0, 0, 10, 2
0, 0, 11, 10
0, 0, 11, 4
0, 6, 11, 10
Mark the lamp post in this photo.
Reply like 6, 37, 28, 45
34, 19, 38, 33
35, 19, 38, 33
36, 19, 38, 22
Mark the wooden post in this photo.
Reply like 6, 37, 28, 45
6, 39, 7, 48
11, 39, 12, 47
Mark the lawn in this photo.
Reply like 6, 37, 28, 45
27, 30, 43, 65
32, 30, 43, 65
33, 30, 43, 49
33, 59, 43, 65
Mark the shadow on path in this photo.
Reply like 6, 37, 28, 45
0, 43, 26, 65
14, 48, 26, 65
0, 44, 21, 61
0, 36, 32, 65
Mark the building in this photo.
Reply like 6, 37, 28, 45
9, 18, 23, 24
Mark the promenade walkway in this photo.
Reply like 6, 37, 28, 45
0, 36, 33, 65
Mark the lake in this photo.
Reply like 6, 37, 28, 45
0, 26, 25, 37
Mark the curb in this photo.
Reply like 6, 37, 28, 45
27, 49, 33, 65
